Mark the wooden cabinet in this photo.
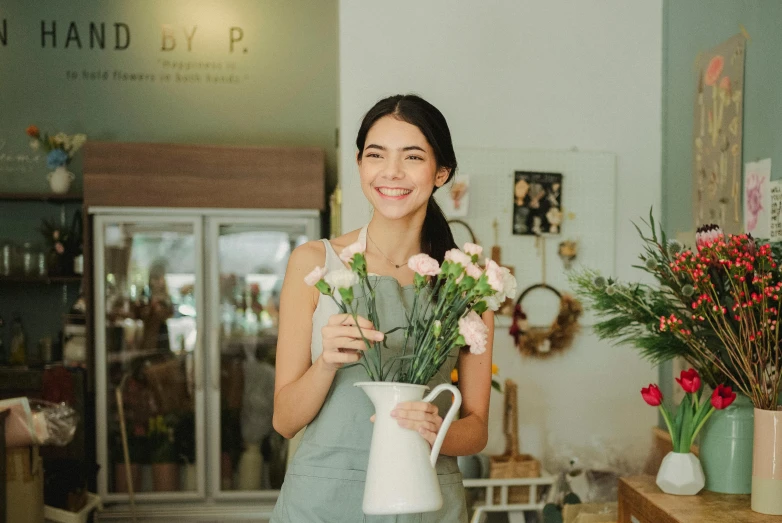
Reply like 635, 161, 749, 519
618, 476, 777, 523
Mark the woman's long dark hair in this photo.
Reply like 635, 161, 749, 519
356, 94, 457, 263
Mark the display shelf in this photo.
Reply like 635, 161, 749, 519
0, 192, 83, 202
0, 275, 82, 284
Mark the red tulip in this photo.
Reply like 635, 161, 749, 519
641, 384, 663, 406
675, 368, 701, 393
711, 384, 736, 409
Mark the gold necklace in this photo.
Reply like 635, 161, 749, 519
367, 230, 408, 269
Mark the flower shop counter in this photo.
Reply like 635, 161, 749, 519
618, 476, 777, 523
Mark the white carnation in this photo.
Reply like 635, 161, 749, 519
324, 269, 358, 290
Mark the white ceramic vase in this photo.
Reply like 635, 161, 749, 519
47, 165, 75, 194
751, 407, 782, 515
656, 451, 705, 495
355, 381, 461, 515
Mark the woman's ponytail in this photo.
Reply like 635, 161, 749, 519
422, 196, 456, 263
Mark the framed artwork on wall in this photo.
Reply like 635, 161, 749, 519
512, 171, 563, 236
439, 174, 470, 218
692, 33, 746, 233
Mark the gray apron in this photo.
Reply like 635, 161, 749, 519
271, 230, 468, 522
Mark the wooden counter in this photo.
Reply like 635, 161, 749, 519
618, 476, 779, 523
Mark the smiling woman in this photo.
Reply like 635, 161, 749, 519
271, 94, 492, 522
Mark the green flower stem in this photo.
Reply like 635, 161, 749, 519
689, 406, 716, 449
658, 405, 676, 451
347, 301, 379, 380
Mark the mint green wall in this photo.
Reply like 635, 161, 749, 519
662, 0, 782, 234
661, 1, 782, 398
0, 0, 338, 193
0, 1, 336, 358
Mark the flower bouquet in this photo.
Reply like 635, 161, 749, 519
659, 227, 781, 411
642, 368, 735, 495
657, 226, 782, 513
569, 212, 780, 499
305, 239, 515, 514
26, 125, 87, 168
306, 241, 515, 384
25, 125, 86, 193
569, 211, 729, 387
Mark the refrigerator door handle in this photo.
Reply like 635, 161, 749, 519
210, 325, 221, 392
194, 332, 204, 393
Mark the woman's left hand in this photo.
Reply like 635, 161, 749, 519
392, 401, 443, 446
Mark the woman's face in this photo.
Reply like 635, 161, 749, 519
358, 116, 450, 221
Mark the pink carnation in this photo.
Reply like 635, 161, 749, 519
458, 311, 488, 355
463, 243, 483, 258
484, 259, 504, 292
304, 265, 327, 286
444, 248, 472, 267
466, 263, 483, 280
408, 253, 440, 276
340, 240, 366, 263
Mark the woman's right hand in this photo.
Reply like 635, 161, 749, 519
320, 313, 384, 371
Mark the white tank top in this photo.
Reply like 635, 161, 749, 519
308, 225, 368, 362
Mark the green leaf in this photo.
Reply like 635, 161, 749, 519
678, 394, 695, 453
473, 301, 488, 315
672, 400, 684, 452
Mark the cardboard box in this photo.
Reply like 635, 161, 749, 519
563, 502, 617, 523
6, 445, 44, 523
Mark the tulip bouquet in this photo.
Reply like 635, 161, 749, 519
25, 125, 87, 169
306, 241, 516, 385
642, 368, 736, 453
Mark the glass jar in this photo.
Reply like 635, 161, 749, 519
37, 251, 47, 277
22, 242, 35, 276
1, 242, 13, 276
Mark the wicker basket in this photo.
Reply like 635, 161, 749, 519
489, 379, 541, 504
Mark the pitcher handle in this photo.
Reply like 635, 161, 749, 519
422, 383, 462, 468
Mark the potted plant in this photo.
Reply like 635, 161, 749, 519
306, 240, 515, 514
569, 213, 759, 495
38, 211, 82, 277
25, 125, 86, 194
641, 368, 735, 495
657, 229, 782, 513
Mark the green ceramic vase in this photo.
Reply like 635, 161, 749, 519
699, 394, 754, 494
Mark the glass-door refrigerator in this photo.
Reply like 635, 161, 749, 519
93, 207, 319, 515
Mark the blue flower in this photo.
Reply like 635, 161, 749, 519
47, 149, 68, 169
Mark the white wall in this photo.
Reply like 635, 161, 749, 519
338, 0, 663, 468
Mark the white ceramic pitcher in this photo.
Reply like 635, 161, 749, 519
355, 381, 462, 515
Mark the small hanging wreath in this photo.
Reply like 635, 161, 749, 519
509, 283, 583, 358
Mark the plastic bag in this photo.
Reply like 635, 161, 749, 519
0, 397, 78, 447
